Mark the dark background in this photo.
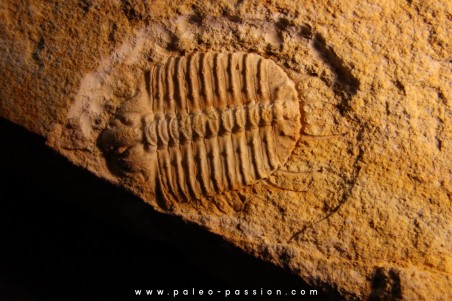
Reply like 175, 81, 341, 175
0, 118, 336, 301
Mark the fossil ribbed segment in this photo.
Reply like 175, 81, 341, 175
101, 52, 301, 204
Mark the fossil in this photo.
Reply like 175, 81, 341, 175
100, 52, 301, 205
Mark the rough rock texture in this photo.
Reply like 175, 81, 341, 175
0, 1, 450, 300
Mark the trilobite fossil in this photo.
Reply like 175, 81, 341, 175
100, 52, 302, 207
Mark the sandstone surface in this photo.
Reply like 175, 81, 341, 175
0, 1, 450, 299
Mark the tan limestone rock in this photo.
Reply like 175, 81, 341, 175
0, 0, 450, 299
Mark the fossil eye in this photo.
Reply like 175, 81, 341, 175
119, 113, 139, 126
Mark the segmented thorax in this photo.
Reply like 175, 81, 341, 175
102, 52, 301, 202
